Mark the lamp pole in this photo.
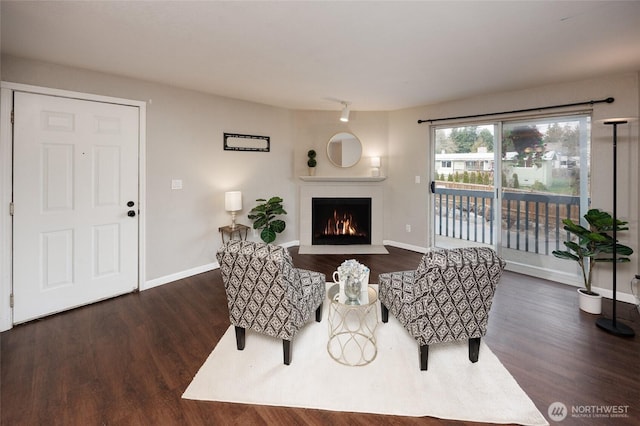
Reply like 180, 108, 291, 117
595, 120, 635, 337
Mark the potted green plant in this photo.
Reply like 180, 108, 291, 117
307, 149, 317, 176
552, 208, 634, 314
248, 197, 287, 244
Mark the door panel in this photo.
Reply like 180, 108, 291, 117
94, 145, 121, 207
43, 143, 74, 211
13, 92, 139, 323
41, 229, 74, 289
432, 125, 497, 249
499, 115, 590, 279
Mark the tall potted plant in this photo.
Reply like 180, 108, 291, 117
552, 208, 634, 314
248, 197, 287, 244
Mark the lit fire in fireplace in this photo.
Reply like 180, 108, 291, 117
323, 210, 365, 236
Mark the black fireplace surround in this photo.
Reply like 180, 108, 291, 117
311, 197, 372, 245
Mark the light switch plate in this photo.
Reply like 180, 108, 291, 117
171, 179, 183, 190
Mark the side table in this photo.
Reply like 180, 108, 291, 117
218, 224, 250, 243
327, 283, 378, 366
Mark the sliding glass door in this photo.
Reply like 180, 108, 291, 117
431, 114, 591, 282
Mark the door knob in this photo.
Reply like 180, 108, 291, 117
127, 201, 135, 207
127, 210, 136, 217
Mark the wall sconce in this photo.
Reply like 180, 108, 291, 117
370, 156, 381, 177
225, 191, 242, 229
340, 102, 350, 122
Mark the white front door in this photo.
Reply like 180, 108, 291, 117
13, 92, 140, 323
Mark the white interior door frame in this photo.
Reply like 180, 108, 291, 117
0, 81, 147, 331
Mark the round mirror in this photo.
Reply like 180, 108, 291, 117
327, 132, 362, 168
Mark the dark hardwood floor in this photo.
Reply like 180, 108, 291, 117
2, 246, 639, 425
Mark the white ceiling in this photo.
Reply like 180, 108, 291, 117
2, 1, 640, 112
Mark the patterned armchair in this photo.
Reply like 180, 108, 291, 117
378, 247, 505, 370
216, 240, 325, 365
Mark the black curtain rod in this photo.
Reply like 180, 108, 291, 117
417, 97, 614, 124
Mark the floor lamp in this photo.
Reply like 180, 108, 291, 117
595, 119, 635, 337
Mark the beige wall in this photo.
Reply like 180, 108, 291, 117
1, 56, 390, 283
292, 110, 388, 179
2, 54, 299, 281
388, 72, 640, 294
3, 54, 639, 296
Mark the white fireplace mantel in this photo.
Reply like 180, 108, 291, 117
299, 176, 386, 182
298, 179, 387, 254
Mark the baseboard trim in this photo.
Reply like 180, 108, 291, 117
384, 242, 637, 304
383, 240, 429, 254
142, 240, 301, 291
589, 285, 636, 304
142, 240, 638, 305
143, 262, 219, 290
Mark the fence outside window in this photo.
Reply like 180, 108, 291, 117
433, 184, 580, 255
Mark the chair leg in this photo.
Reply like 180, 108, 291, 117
315, 303, 323, 322
420, 344, 429, 371
283, 339, 292, 365
381, 303, 389, 323
234, 326, 245, 350
469, 337, 481, 363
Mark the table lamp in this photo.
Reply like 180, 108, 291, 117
225, 191, 242, 229
371, 157, 381, 177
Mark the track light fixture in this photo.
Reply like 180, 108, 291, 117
340, 102, 350, 122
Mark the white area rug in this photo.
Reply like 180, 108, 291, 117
183, 290, 548, 425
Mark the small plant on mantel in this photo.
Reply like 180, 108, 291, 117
307, 149, 317, 176
248, 197, 287, 244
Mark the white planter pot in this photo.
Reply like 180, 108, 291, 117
577, 288, 602, 314
308, 167, 316, 176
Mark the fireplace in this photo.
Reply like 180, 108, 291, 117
312, 198, 371, 245
299, 179, 387, 254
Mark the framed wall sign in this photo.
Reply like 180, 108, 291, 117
223, 133, 270, 152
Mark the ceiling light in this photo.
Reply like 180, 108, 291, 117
340, 102, 350, 122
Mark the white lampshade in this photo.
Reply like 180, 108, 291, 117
370, 156, 381, 168
597, 117, 636, 125
225, 191, 242, 212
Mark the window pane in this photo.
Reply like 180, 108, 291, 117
433, 125, 495, 248
500, 115, 590, 264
